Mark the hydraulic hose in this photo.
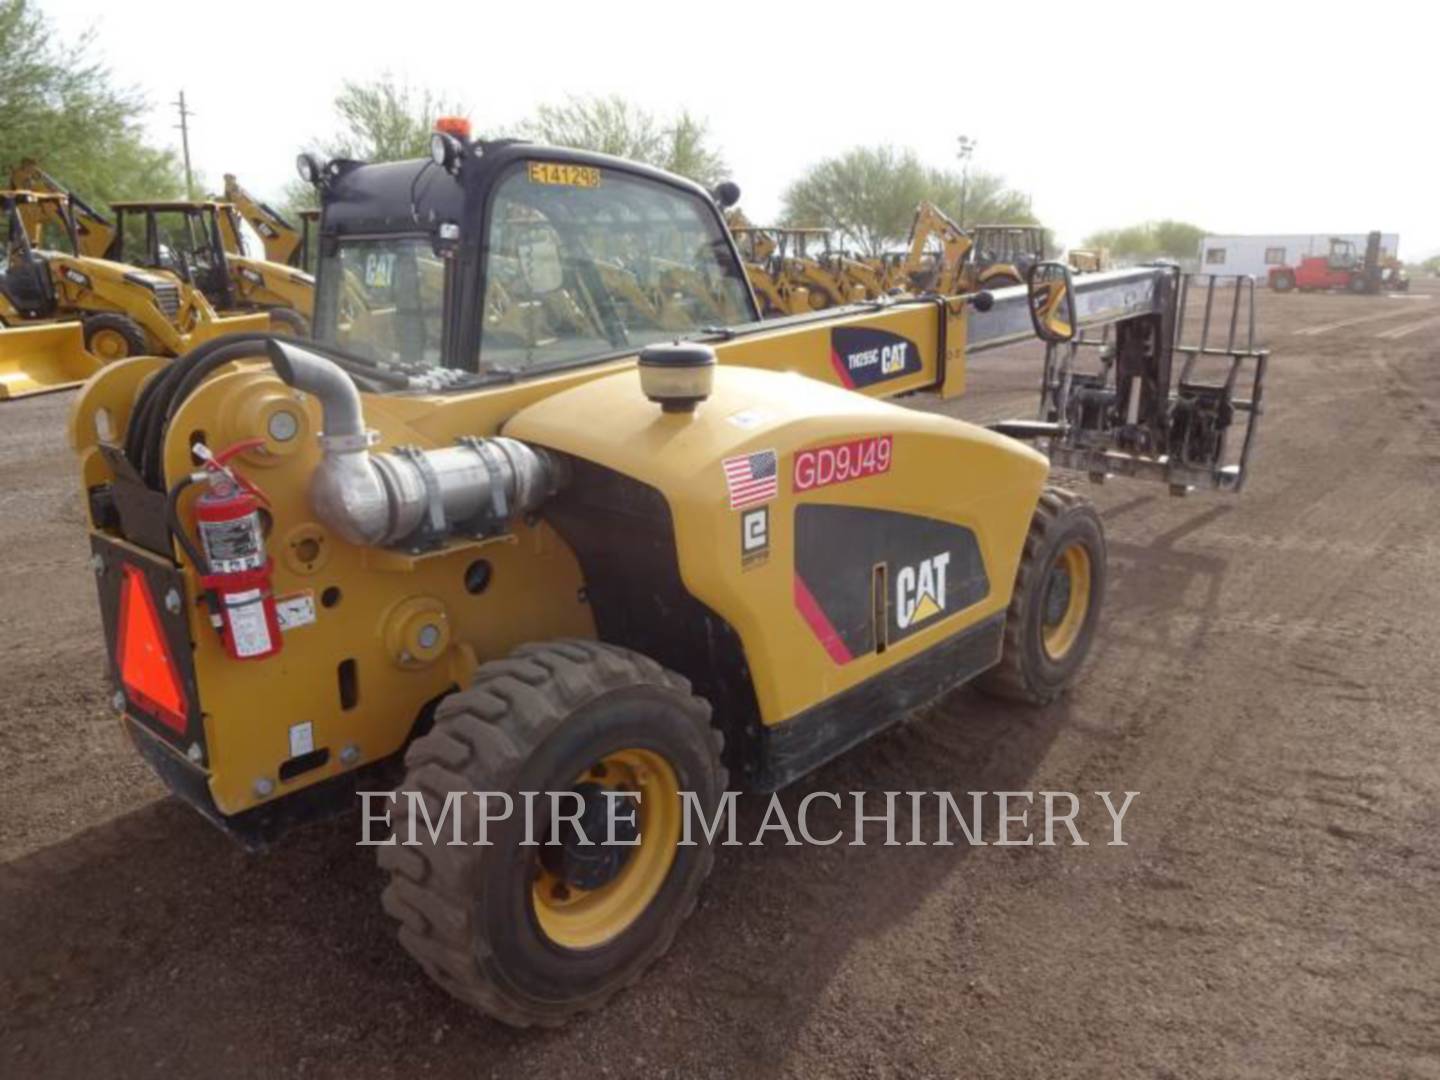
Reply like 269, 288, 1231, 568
163, 473, 207, 573
130, 333, 412, 491
125, 332, 275, 466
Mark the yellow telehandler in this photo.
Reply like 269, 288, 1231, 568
69, 130, 1268, 1025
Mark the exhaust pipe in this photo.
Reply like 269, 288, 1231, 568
266, 340, 560, 547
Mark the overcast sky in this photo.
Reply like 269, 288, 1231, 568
41, 0, 1439, 259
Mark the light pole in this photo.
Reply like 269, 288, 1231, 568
956, 135, 976, 229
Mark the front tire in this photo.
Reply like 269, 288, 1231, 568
379, 640, 725, 1027
81, 312, 147, 360
977, 487, 1106, 705
265, 306, 309, 337
981, 271, 1023, 290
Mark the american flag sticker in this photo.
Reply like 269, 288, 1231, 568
722, 449, 779, 509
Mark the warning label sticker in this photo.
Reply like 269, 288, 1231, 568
276, 591, 317, 632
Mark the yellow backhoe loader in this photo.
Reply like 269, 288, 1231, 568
969, 224, 1047, 288
9, 159, 115, 257
0, 190, 265, 398
69, 132, 1268, 1026
222, 174, 303, 267
1067, 247, 1109, 274
729, 223, 810, 316
0, 322, 101, 400
898, 204, 1047, 295
897, 201, 974, 293
108, 199, 314, 333
222, 176, 323, 277
774, 227, 861, 311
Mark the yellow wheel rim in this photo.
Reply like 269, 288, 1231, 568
531, 747, 680, 951
1041, 542, 1092, 660
90, 328, 132, 360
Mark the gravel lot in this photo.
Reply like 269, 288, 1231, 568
2, 280, 1438, 1078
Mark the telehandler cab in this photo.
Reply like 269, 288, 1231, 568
70, 123, 1268, 1025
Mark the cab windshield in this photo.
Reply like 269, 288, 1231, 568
479, 163, 753, 374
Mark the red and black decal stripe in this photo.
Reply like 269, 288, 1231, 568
792, 504, 987, 663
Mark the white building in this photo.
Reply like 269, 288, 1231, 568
1196, 233, 1400, 279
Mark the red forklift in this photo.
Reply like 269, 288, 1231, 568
1268, 231, 1408, 294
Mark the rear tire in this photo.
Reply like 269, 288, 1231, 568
1270, 271, 1295, 292
378, 640, 725, 1027
977, 487, 1106, 705
81, 312, 147, 360
264, 306, 309, 337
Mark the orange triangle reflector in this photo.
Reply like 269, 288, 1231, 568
117, 564, 188, 734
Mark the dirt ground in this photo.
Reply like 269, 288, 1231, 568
2, 279, 1439, 1079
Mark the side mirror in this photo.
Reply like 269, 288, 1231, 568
1026, 260, 1077, 343
712, 181, 741, 209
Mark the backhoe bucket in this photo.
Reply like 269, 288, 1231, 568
188, 312, 272, 346
0, 323, 105, 401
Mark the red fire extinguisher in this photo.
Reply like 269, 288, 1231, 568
191, 439, 282, 661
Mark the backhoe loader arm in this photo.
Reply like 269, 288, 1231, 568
902, 202, 972, 294
222, 174, 302, 266
9, 161, 115, 257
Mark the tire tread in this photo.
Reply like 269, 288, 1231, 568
378, 639, 723, 1027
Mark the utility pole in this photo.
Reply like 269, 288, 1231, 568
173, 91, 195, 200
956, 135, 977, 229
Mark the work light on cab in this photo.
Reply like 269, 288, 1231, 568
430, 116, 472, 174
295, 152, 323, 185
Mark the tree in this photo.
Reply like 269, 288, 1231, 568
320, 75, 468, 162
779, 146, 1037, 255
281, 74, 470, 213
1082, 220, 1207, 263
0, 0, 183, 204
527, 95, 727, 187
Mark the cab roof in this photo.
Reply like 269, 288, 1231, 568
0, 190, 68, 203
110, 200, 236, 212
318, 140, 723, 236
321, 158, 465, 234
